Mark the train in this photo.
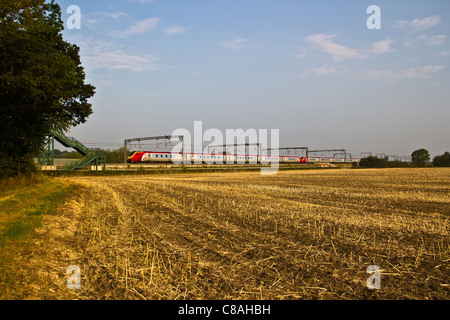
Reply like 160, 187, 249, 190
127, 151, 360, 164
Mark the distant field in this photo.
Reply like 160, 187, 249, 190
3, 168, 449, 299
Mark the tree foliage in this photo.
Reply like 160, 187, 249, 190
358, 156, 411, 168
411, 149, 430, 167
432, 152, 450, 167
0, 0, 95, 178
103, 147, 129, 164
359, 156, 387, 168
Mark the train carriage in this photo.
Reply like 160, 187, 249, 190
128, 151, 308, 164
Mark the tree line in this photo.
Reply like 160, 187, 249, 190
358, 149, 450, 168
52, 148, 127, 163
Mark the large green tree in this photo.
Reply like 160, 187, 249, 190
411, 148, 430, 167
432, 152, 450, 167
0, 0, 95, 177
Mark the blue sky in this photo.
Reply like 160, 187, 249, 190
58, 0, 450, 157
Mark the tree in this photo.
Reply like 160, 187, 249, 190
0, 0, 95, 178
359, 156, 388, 168
432, 152, 450, 167
104, 147, 129, 164
411, 148, 430, 167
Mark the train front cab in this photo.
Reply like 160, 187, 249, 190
127, 151, 144, 163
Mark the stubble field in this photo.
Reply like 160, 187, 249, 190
11, 168, 450, 299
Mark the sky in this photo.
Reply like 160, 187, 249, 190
57, 0, 450, 158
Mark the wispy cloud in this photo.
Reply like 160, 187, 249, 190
112, 17, 160, 37
436, 50, 450, 57
219, 36, 250, 50
300, 66, 336, 77
363, 65, 445, 83
418, 34, 446, 46
164, 25, 186, 35
369, 39, 395, 54
96, 11, 128, 19
80, 40, 161, 72
394, 15, 440, 31
128, 0, 154, 3
305, 34, 360, 60
98, 79, 118, 88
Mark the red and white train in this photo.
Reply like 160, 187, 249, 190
127, 151, 359, 164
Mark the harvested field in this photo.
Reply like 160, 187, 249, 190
10, 168, 450, 299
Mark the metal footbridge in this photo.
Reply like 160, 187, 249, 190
38, 130, 105, 170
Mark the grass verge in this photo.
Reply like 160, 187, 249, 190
0, 176, 77, 299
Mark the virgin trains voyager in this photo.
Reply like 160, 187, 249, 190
126, 151, 357, 164
128, 151, 307, 163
